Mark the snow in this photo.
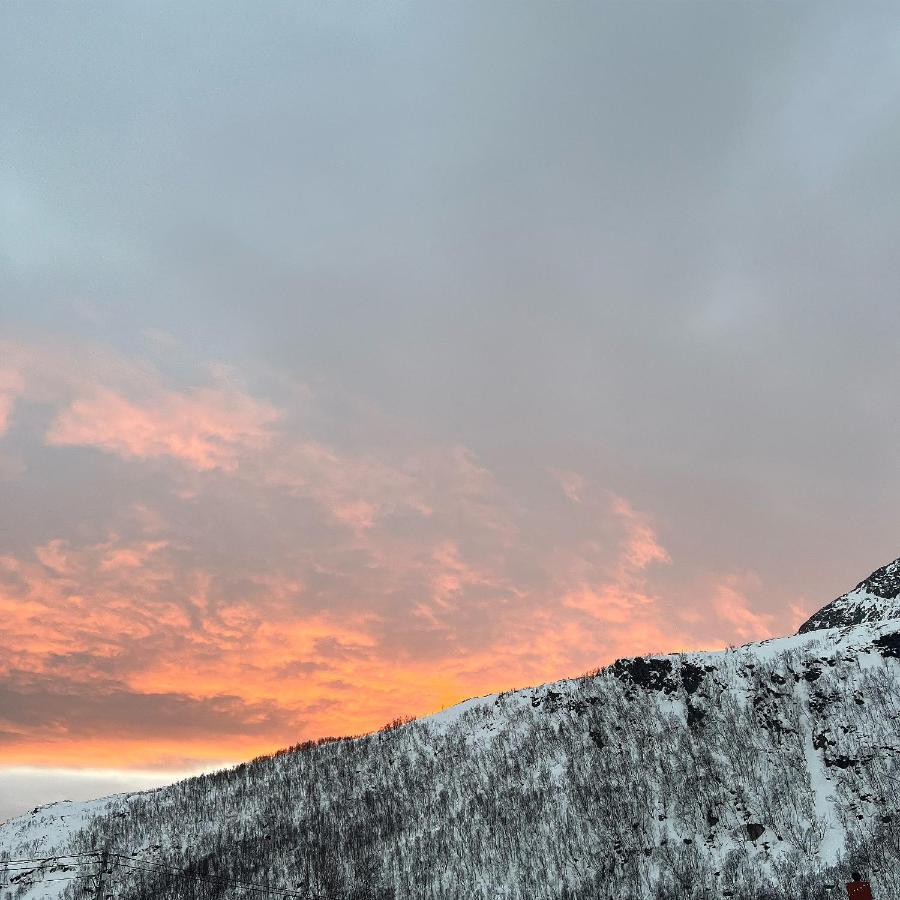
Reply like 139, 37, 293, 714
799, 687, 846, 865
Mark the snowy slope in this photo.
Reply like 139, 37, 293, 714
0, 795, 137, 900
3, 557, 900, 900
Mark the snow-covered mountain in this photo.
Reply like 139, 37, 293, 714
3, 556, 900, 900
798, 556, 900, 633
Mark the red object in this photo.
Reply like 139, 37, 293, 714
846, 881, 873, 900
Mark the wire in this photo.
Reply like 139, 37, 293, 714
1, 863, 83, 873
0, 851, 99, 865
3, 872, 99, 885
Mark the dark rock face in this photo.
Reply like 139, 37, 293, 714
863, 561, 900, 599
874, 632, 900, 658
745, 823, 765, 841
797, 556, 900, 634
679, 662, 707, 695
609, 657, 677, 693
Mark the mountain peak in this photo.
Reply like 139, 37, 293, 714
797, 555, 900, 633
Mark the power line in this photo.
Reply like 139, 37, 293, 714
0, 850, 99, 865
1, 872, 99, 886
1, 863, 84, 873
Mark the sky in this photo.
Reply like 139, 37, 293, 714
2, 0, 900, 821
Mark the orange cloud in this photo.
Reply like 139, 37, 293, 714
0, 514, 774, 770
0, 338, 787, 774
0, 505, 679, 768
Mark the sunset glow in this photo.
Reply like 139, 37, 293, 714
0, 336, 801, 773
4, 0, 898, 824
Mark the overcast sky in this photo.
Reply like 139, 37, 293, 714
2, 1, 900, 821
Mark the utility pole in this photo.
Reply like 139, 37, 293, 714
93, 849, 109, 900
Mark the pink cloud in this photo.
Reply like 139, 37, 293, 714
46, 384, 280, 471
266, 440, 417, 527
552, 469, 585, 503
0, 337, 280, 471
563, 584, 654, 624
99, 540, 169, 571
611, 496, 672, 570
34, 539, 82, 575
265, 441, 497, 537
710, 573, 775, 642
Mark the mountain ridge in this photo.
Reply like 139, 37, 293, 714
798, 555, 900, 633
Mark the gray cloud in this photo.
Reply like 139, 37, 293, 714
0, 669, 297, 741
